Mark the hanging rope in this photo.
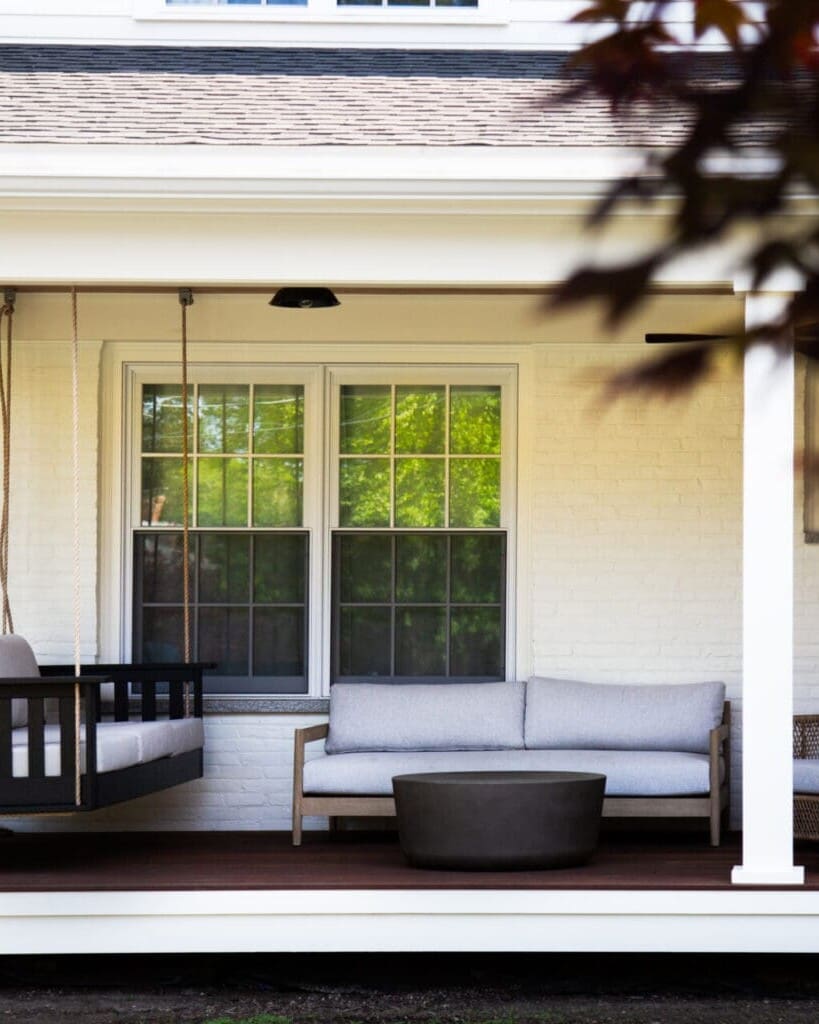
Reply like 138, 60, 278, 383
0, 293, 14, 635
179, 289, 193, 716
71, 287, 82, 806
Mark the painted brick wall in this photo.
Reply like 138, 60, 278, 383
7, 338, 817, 834
530, 343, 745, 823
8, 339, 100, 664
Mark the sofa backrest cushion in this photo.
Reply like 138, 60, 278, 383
325, 681, 526, 754
525, 677, 726, 754
0, 635, 41, 729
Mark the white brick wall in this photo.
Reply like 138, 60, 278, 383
530, 343, 744, 823
8, 339, 100, 664
6, 336, 816, 834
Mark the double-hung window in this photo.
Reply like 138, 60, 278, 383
133, 372, 313, 695
329, 368, 511, 685
128, 363, 515, 696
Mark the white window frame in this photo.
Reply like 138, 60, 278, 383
124, 361, 325, 699
324, 363, 517, 687
102, 347, 523, 702
132, 0, 510, 26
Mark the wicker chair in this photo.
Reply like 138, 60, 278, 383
793, 715, 819, 840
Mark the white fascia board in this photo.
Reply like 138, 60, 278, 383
0, 143, 653, 213
5, 889, 819, 954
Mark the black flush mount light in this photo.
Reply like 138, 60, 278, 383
269, 287, 340, 309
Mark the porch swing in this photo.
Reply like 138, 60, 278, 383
0, 288, 207, 815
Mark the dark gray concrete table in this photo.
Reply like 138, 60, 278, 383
392, 770, 606, 870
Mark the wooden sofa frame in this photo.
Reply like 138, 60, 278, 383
0, 662, 206, 815
292, 701, 732, 847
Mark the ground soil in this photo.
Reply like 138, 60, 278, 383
2, 954, 819, 1024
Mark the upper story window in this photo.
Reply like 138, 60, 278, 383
134, 0, 502, 21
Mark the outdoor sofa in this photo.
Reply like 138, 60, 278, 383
293, 676, 731, 846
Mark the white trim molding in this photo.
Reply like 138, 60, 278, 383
6, 888, 819, 954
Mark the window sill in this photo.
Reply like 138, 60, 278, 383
204, 696, 329, 714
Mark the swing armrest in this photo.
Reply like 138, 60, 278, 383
0, 675, 110, 695
0, 677, 110, 794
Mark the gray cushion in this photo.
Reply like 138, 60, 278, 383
525, 677, 726, 754
10, 717, 204, 777
304, 748, 716, 797
12, 722, 141, 776
0, 635, 41, 729
325, 681, 525, 754
794, 758, 819, 794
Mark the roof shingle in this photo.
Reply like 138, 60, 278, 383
0, 45, 693, 147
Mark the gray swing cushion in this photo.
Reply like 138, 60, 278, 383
0, 635, 42, 728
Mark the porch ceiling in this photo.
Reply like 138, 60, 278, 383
5, 290, 743, 347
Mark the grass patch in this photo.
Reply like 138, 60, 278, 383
202, 1015, 293, 1024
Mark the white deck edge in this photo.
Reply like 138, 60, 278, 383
3, 888, 819, 954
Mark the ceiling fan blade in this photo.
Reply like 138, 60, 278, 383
645, 333, 729, 344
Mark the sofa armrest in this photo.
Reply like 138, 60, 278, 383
292, 722, 329, 846
296, 723, 330, 746
709, 702, 731, 794
794, 715, 819, 759
293, 723, 329, 792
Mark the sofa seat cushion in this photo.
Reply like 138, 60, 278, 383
325, 681, 525, 754
304, 749, 716, 797
525, 677, 726, 754
10, 718, 204, 777
794, 758, 819, 794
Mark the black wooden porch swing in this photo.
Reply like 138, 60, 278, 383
0, 288, 208, 815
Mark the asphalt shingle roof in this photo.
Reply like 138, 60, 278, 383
0, 45, 694, 147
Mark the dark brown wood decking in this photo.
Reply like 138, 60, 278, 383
0, 831, 817, 892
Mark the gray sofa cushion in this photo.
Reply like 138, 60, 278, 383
794, 758, 819, 794
304, 748, 716, 797
0, 635, 41, 729
525, 677, 725, 754
325, 681, 525, 754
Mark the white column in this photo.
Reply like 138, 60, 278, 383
732, 291, 804, 886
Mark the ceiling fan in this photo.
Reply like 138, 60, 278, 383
646, 327, 819, 354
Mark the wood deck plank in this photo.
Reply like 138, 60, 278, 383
0, 832, 816, 892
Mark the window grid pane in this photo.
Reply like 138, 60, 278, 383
134, 531, 309, 694
141, 383, 304, 530
338, 383, 500, 529
332, 531, 505, 683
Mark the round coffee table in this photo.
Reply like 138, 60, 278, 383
392, 770, 606, 870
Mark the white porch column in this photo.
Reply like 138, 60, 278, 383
732, 289, 804, 886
